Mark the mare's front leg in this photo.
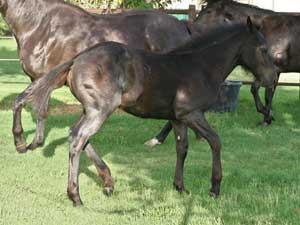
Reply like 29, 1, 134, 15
184, 111, 222, 197
263, 79, 278, 124
171, 121, 188, 192
12, 94, 28, 153
250, 81, 268, 117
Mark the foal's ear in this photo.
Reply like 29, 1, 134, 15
247, 16, 254, 32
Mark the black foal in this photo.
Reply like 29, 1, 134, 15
12, 18, 276, 205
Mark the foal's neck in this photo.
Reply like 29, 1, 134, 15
190, 31, 246, 85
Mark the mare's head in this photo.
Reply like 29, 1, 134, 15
239, 17, 277, 88
195, 0, 268, 33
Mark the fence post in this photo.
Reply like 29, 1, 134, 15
188, 5, 196, 21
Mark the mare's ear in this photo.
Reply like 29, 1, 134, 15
247, 16, 254, 32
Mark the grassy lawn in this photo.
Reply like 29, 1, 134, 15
0, 40, 300, 225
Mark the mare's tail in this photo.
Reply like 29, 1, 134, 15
16, 60, 74, 118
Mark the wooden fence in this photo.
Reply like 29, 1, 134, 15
87, 4, 199, 21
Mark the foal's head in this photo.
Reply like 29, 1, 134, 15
239, 17, 277, 88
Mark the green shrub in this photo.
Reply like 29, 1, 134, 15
0, 17, 10, 36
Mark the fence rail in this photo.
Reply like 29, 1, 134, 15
87, 5, 199, 21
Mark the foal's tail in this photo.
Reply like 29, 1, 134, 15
17, 60, 74, 118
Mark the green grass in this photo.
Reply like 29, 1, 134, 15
0, 40, 300, 225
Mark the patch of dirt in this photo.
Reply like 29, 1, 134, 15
49, 104, 82, 115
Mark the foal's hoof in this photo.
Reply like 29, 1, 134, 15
144, 138, 162, 147
103, 187, 114, 196
209, 189, 220, 198
16, 142, 28, 154
174, 184, 190, 195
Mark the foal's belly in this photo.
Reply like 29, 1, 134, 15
121, 93, 176, 120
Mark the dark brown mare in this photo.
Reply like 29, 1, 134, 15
0, 0, 192, 150
12, 20, 277, 205
146, 0, 300, 146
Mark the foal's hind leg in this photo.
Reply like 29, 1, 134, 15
67, 108, 115, 206
184, 111, 222, 197
84, 143, 114, 195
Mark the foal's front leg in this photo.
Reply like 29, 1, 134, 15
184, 111, 222, 197
171, 121, 188, 193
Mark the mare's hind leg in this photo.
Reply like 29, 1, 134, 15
84, 143, 114, 195
171, 121, 188, 192
12, 94, 27, 153
27, 118, 46, 150
144, 121, 172, 147
184, 111, 222, 197
12, 85, 47, 153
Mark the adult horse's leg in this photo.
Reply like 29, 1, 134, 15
263, 76, 278, 124
250, 81, 268, 117
27, 118, 45, 150
12, 87, 47, 152
12, 95, 27, 153
84, 143, 114, 195
144, 121, 172, 147
171, 120, 188, 192
144, 121, 203, 147
184, 111, 222, 197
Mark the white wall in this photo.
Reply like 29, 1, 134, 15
168, 0, 300, 12
242, 0, 300, 12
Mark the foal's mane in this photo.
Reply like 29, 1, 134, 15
170, 23, 247, 54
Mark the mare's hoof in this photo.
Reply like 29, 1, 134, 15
144, 138, 162, 147
27, 141, 44, 151
103, 187, 114, 196
68, 193, 83, 206
16, 142, 28, 154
